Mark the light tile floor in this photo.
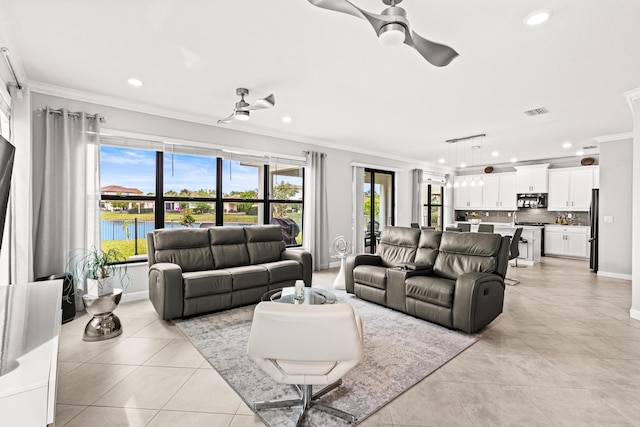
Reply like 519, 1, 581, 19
56, 256, 640, 426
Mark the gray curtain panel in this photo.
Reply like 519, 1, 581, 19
303, 151, 330, 270
412, 168, 423, 224
32, 108, 101, 304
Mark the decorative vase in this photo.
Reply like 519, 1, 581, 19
469, 218, 481, 225
86, 276, 115, 297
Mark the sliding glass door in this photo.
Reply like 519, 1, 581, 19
364, 169, 395, 253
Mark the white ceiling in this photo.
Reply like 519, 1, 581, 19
1, 0, 639, 169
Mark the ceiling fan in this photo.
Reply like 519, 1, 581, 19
217, 88, 275, 124
307, 0, 459, 67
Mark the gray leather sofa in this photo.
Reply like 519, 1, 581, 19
346, 226, 510, 333
147, 225, 312, 320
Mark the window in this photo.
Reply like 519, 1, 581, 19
100, 146, 156, 258
269, 160, 304, 245
422, 184, 444, 230
99, 141, 305, 259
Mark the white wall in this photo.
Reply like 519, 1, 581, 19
28, 92, 442, 295
598, 139, 633, 278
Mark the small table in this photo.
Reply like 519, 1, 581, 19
262, 287, 337, 305
82, 289, 123, 341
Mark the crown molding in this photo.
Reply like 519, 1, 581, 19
624, 86, 640, 113
27, 80, 443, 171
593, 132, 634, 143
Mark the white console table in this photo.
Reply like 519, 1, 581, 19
0, 280, 62, 426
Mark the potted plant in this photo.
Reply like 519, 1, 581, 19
469, 212, 481, 225
67, 247, 130, 297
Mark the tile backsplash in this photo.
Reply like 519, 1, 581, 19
454, 209, 590, 226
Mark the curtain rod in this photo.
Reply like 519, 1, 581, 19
39, 107, 106, 123
0, 47, 22, 90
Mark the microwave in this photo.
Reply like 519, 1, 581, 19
517, 193, 547, 208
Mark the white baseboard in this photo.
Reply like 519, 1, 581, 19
329, 261, 341, 269
631, 308, 640, 321
597, 271, 632, 281
121, 290, 149, 303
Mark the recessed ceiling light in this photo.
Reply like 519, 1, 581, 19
127, 78, 143, 87
524, 9, 551, 26
438, 158, 446, 164
562, 142, 572, 149
576, 150, 585, 156
281, 116, 292, 124
510, 157, 518, 163
491, 151, 499, 157
460, 162, 467, 168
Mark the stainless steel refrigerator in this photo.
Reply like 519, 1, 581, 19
589, 188, 599, 272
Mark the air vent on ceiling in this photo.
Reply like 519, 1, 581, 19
582, 145, 597, 150
523, 107, 549, 117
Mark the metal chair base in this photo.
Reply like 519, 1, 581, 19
254, 379, 356, 426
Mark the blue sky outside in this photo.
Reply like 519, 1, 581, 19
100, 146, 299, 196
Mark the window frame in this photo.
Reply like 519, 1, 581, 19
99, 145, 305, 262
423, 184, 444, 230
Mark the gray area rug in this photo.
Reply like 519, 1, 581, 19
175, 291, 477, 426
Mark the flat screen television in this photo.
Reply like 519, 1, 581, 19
0, 134, 15, 250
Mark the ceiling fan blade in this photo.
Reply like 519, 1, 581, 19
308, 0, 388, 35
217, 111, 236, 124
244, 94, 275, 111
405, 30, 459, 67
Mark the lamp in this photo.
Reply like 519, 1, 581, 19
445, 133, 487, 187
378, 2, 407, 47
235, 110, 250, 121
378, 23, 406, 47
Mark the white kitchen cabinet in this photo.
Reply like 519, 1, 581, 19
548, 167, 595, 211
544, 225, 589, 258
482, 173, 517, 210
515, 164, 549, 193
454, 175, 483, 209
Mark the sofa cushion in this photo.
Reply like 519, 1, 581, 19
353, 265, 387, 290
245, 225, 286, 264
208, 227, 250, 268
261, 260, 302, 284
376, 227, 421, 268
225, 265, 270, 291
405, 275, 455, 308
153, 229, 214, 273
183, 270, 232, 298
414, 230, 442, 267
434, 232, 502, 280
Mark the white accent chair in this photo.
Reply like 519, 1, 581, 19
246, 302, 364, 426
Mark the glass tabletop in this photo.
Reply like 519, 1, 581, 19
261, 287, 337, 305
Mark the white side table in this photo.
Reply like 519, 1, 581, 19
82, 288, 123, 341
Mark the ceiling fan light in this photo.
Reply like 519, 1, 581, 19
235, 110, 250, 121
378, 23, 406, 47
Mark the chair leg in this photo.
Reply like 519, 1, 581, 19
253, 379, 357, 425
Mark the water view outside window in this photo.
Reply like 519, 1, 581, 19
100, 146, 305, 259
100, 146, 156, 257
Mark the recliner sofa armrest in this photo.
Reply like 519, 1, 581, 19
282, 249, 312, 287
148, 262, 184, 320
401, 262, 433, 272
345, 254, 382, 293
452, 272, 505, 333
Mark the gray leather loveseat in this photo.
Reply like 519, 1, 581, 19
346, 226, 510, 333
147, 225, 312, 320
